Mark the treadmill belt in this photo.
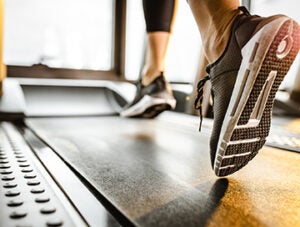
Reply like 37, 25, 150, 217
26, 113, 300, 227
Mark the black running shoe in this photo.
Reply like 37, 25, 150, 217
195, 7, 300, 177
120, 74, 176, 118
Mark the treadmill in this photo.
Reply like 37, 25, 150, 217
1, 0, 300, 225
0, 76, 300, 227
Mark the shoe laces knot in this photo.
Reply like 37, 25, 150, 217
194, 75, 210, 131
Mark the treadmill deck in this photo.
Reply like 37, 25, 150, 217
25, 113, 300, 227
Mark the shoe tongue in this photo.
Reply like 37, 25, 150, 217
154, 73, 165, 82
238, 6, 251, 16
141, 73, 165, 88
151, 74, 165, 84
153, 74, 166, 88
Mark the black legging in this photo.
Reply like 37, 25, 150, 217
143, 0, 176, 33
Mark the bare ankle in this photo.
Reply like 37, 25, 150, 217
203, 9, 241, 63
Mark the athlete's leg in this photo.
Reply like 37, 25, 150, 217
142, 0, 177, 85
121, 0, 177, 118
189, 0, 240, 63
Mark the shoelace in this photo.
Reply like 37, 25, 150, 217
194, 6, 250, 131
194, 75, 210, 131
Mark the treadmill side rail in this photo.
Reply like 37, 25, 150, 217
0, 122, 87, 227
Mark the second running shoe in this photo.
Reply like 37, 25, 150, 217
120, 73, 176, 118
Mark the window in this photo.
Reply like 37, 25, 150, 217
4, 0, 114, 71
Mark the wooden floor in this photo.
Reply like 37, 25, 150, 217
26, 113, 300, 227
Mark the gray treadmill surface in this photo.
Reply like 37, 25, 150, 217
26, 112, 300, 227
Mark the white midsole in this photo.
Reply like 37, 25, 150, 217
120, 95, 176, 117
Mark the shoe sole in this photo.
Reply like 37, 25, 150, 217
120, 95, 176, 119
214, 17, 300, 177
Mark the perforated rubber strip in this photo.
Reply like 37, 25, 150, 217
0, 122, 86, 227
